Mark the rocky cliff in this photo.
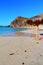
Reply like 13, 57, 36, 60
10, 16, 29, 27
10, 14, 43, 27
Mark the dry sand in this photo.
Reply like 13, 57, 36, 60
0, 36, 43, 65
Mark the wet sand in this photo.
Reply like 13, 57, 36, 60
0, 36, 43, 65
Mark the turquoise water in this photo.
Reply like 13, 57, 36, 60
0, 27, 27, 36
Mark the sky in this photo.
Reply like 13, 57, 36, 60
0, 0, 43, 26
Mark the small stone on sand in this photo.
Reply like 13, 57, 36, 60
25, 50, 27, 52
22, 62, 24, 65
9, 53, 14, 55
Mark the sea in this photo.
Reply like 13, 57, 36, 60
0, 27, 43, 37
0, 27, 27, 36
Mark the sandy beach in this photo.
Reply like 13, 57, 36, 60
0, 0, 43, 65
0, 36, 43, 65
0, 25, 43, 65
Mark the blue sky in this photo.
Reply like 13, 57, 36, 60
0, 0, 43, 26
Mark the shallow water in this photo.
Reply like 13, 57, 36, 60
0, 27, 43, 37
0, 27, 27, 36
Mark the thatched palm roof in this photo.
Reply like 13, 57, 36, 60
26, 19, 43, 26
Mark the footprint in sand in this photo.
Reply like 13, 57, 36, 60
26, 55, 28, 59
36, 42, 39, 44
40, 54, 42, 57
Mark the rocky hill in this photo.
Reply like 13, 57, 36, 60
10, 16, 29, 27
10, 14, 43, 27
31, 14, 43, 21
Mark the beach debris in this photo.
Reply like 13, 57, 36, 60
40, 33, 43, 35
22, 62, 24, 65
9, 53, 14, 55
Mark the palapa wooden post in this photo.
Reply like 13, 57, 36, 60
36, 26, 39, 40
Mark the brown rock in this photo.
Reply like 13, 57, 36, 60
10, 16, 29, 27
